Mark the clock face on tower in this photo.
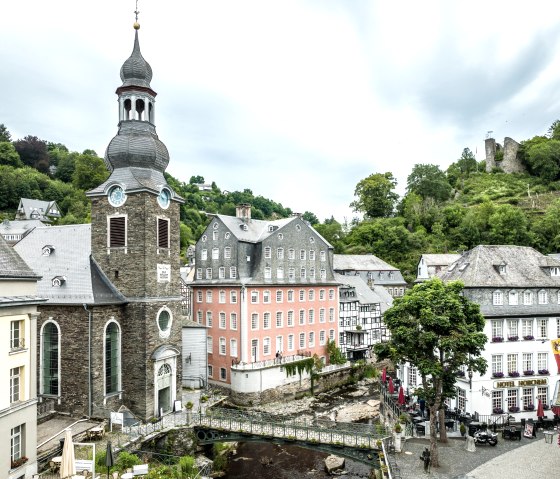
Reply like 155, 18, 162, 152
108, 185, 126, 207
157, 188, 171, 209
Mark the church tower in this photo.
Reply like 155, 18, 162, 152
87, 19, 184, 420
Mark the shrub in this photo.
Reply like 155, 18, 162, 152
116, 451, 142, 471
186, 401, 194, 409
459, 423, 466, 435
394, 423, 402, 433
178, 456, 197, 478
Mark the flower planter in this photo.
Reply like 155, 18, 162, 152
523, 335, 534, 340
492, 337, 504, 343
509, 407, 520, 413
508, 372, 520, 377
524, 405, 535, 411
492, 408, 504, 414
492, 372, 504, 378
538, 369, 549, 375
508, 336, 519, 341
523, 370, 534, 376
11, 457, 28, 469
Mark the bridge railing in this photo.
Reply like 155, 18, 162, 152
123, 406, 391, 449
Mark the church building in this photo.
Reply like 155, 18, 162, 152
14, 21, 184, 421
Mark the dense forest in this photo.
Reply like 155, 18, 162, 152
3, 121, 560, 283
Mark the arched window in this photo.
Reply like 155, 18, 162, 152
41, 322, 60, 396
105, 321, 120, 395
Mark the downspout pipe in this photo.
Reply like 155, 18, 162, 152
83, 304, 92, 417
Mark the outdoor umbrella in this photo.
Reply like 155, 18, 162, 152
381, 367, 387, 384
398, 386, 406, 405
59, 428, 76, 479
106, 441, 115, 479
537, 398, 545, 418
388, 377, 394, 394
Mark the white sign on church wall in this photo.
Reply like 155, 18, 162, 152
157, 264, 171, 282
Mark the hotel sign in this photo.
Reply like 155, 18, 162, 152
494, 378, 548, 389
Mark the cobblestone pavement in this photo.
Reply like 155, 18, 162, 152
393, 431, 556, 479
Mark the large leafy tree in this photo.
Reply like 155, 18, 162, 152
72, 152, 109, 190
374, 279, 487, 468
13, 135, 50, 173
0, 124, 12, 142
524, 139, 560, 182
0, 142, 23, 168
406, 164, 451, 202
350, 172, 399, 218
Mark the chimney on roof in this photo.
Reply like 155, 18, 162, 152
236, 204, 251, 223
292, 212, 302, 217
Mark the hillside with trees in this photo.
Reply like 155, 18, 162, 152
3, 121, 560, 277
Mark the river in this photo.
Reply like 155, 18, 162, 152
221, 378, 379, 478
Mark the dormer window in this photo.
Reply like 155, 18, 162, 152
42, 245, 55, 256
51, 276, 66, 287
458, 262, 469, 271
213, 223, 219, 230
499, 264, 507, 274
551, 267, 560, 277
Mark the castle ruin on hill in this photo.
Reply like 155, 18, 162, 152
485, 136, 526, 173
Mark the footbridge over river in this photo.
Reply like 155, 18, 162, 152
123, 407, 392, 468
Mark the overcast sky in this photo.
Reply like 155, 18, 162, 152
2, 1, 560, 222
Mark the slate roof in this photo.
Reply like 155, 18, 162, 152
421, 253, 462, 266
13, 224, 126, 305
17, 198, 60, 221
334, 254, 398, 271
333, 254, 406, 286
0, 219, 45, 237
335, 273, 393, 313
440, 245, 560, 288
0, 234, 39, 279
217, 215, 304, 244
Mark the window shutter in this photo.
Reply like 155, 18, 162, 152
109, 217, 126, 247
158, 218, 169, 248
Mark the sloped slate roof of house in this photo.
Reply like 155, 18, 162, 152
0, 234, 38, 279
421, 253, 462, 266
14, 224, 126, 305
217, 215, 325, 244
334, 254, 397, 271
335, 273, 393, 312
440, 245, 560, 288
18, 198, 60, 220
0, 219, 45, 238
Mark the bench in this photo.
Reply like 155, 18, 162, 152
132, 464, 149, 476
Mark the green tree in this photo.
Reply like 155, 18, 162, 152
407, 164, 451, 202
374, 279, 487, 468
189, 175, 205, 184
487, 204, 531, 245
524, 139, 560, 182
0, 142, 23, 168
350, 172, 398, 218
302, 211, 319, 225
0, 124, 12, 142
547, 119, 560, 140
72, 152, 109, 190
457, 148, 477, 176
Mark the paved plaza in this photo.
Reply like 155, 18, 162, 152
395, 430, 559, 478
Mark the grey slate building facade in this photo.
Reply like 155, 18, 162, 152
437, 245, 560, 417
14, 24, 184, 421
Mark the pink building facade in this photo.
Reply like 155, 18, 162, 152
192, 206, 339, 388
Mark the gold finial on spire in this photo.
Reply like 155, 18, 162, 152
133, 0, 140, 29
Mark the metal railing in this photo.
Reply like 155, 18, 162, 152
123, 407, 391, 449
231, 353, 310, 371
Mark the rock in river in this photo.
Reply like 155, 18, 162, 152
324, 454, 345, 473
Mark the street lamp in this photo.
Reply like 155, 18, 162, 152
468, 369, 473, 389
